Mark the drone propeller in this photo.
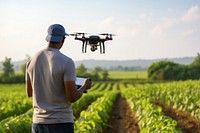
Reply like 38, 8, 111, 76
69, 33, 77, 36
75, 32, 89, 35
99, 33, 116, 36
69, 32, 88, 36
99, 33, 108, 36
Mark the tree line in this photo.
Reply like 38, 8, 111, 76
1, 53, 199, 83
109, 66, 147, 71
0, 57, 109, 83
148, 53, 200, 80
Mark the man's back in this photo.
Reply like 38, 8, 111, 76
26, 24, 92, 133
27, 47, 76, 124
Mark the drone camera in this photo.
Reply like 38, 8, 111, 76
91, 46, 97, 52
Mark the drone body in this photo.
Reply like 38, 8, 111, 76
70, 33, 114, 54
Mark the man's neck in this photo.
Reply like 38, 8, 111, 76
48, 42, 62, 50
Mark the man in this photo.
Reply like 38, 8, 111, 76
26, 24, 92, 133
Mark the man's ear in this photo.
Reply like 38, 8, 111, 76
62, 37, 66, 43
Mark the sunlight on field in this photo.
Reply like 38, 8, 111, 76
109, 71, 147, 79
1, 80, 200, 132
0, 84, 25, 93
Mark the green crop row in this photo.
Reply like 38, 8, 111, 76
0, 93, 32, 121
0, 82, 101, 122
88, 82, 101, 92
75, 91, 119, 133
121, 86, 181, 133
1, 80, 199, 132
91, 83, 107, 92
0, 92, 103, 133
72, 92, 103, 114
0, 84, 32, 121
0, 109, 33, 133
0, 84, 25, 94
140, 80, 200, 120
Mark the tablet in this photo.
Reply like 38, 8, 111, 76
76, 77, 87, 86
76, 77, 88, 93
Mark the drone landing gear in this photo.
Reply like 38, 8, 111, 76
81, 41, 106, 54
82, 41, 88, 53
99, 42, 105, 54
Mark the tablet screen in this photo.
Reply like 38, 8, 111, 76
76, 77, 87, 86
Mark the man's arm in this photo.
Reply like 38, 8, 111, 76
25, 61, 32, 97
64, 78, 91, 103
26, 80, 33, 97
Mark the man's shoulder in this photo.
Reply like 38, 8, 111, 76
33, 49, 46, 57
56, 52, 74, 65
59, 52, 73, 61
28, 49, 45, 61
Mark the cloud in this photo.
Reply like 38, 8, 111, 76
167, 8, 174, 12
181, 5, 200, 22
138, 12, 153, 23
151, 17, 174, 36
98, 16, 140, 38
98, 16, 116, 31
138, 13, 147, 19
181, 29, 197, 37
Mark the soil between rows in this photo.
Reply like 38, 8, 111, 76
103, 94, 140, 133
154, 100, 200, 133
73, 94, 200, 133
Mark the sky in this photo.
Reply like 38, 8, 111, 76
0, 0, 200, 61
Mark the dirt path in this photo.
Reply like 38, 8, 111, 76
103, 94, 140, 133
154, 100, 200, 133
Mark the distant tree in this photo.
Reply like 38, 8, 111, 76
163, 62, 180, 80
190, 53, 200, 67
148, 60, 167, 80
76, 64, 87, 74
76, 64, 109, 81
148, 60, 183, 80
174, 64, 188, 80
189, 53, 200, 79
93, 66, 102, 72
2, 57, 14, 78
148, 53, 200, 80
102, 70, 109, 80
76, 64, 91, 77
91, 67, 102, 80
91, 67, 109, 80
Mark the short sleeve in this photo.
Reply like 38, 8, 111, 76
64, 58, 76, 81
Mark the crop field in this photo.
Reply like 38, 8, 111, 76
109, 71, 147, 79
0, 80, 200, 133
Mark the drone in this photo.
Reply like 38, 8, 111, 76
70, 32, 114, 54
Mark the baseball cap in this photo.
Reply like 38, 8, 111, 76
46, 24, 69, 43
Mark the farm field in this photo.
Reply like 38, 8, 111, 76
0, 80, 200, 133
108, 71, 147, 79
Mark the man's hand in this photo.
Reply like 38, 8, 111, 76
83, 78, 92, 92
64, 78, 92, 103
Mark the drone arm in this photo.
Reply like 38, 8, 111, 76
75, 37, 85, 41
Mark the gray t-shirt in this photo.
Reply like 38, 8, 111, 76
26, 47, 76, 124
